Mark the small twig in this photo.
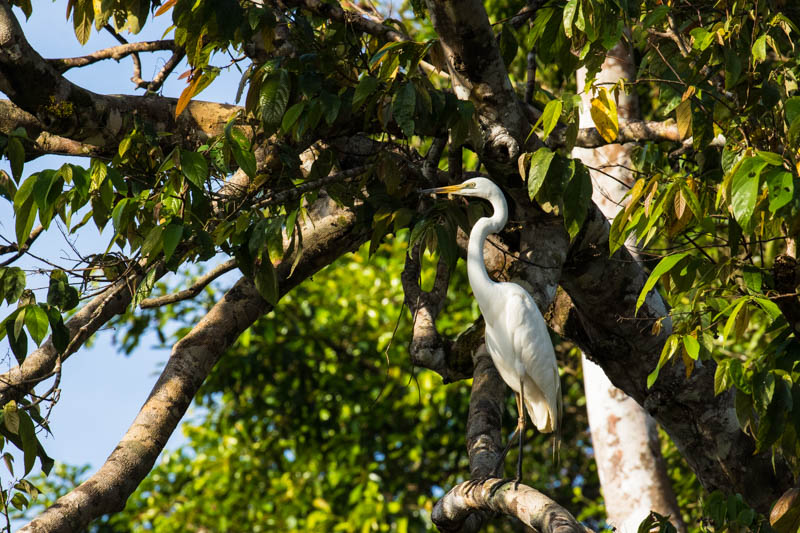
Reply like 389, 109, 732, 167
423, 137, 447, 185
103, 25, 146, 89
251, 165, 369, 209
146, 49, 186, 92
524, 50, 536, 105
0, 225, 43, 266
448, 144, 463, 183
139, 259, 238, 309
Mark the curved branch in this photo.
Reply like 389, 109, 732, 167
20, 204, 371, 533
432, 348, 584, 532
139, 259, 238, 309
0, 1, 241, 149
47, 40, 177, 73
433, 479, 586, 533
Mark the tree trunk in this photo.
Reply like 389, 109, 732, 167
573, 41, 686, 532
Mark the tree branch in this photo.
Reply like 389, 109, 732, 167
21, 204, 371, 533
423, 0, 529, 170
139, 259, 238, 309
433, 479, 587, 533
0, 1, 242, 149
47, 40, 177, 73
432, 348, 584, 533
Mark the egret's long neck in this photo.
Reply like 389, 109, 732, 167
467, 192, 508, 311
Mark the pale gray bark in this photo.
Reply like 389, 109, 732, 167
572, 42, 686, 532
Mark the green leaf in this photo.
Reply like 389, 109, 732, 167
392, 82, 416, 138
2, 267, 26, 305
254, 259, 279, 306
226, 128, 257, 179
754, 371, 775, 413
714, 359, 732, 396
562, 0, 578, 38
111, 198, 133, 235
141, 225, 165, 260
682, 334, 700, 360
180, 150, 209, 189
689, 27, 714, 51
731, 156, 767, 232
3, 402, 19, 435
14, 195, 36, 249
6, 136, 25, 183
722, 298, 748, 343
563, 162, 591, 240
18, 410, 36, 475
353, 76, 379, 111
281, 101, 305, 134
320, 91, 341, 125
756, 150, 783, 166
499, 25, 518, 68
647, 334, 679, 388
742, 266, 762, 292
45, 306, 70, 353
541, 99, 562, 140
260, 69, 291, 133
635, 252, 689, 313
24, 305, 48, 346
724, 46, 742, 90
434, 225, 458, 270
527, 147, 555, 199
752, 34, 767, 64
72, 0, 93, 44
764, 168, 793, 213
163, 223, 183, 262
785, 96, 800, 125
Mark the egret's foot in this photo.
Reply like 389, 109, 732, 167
513, 476, 523, 491
463, 477, 487, 496
488, 477, 515, 498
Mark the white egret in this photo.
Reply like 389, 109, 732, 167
423, 177, 561, 483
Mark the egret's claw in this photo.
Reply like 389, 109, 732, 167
488, 477, 514, 498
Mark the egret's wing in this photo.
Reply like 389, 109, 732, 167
505, 289, 561, 434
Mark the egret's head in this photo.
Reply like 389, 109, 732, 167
420, 177, 499, 199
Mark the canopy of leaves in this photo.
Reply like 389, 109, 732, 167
1, 0, 799, 530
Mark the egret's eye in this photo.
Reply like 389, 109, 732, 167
466, 182, 477, 188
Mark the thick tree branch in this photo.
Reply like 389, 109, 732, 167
0, 100, 103, 159
556, 205, 792, 513
400, 243, 479, 383
0, 270, 143, 406
773, 254, 800, 337
433, 479, 586, 533
423, 0, 529, 169
432, 348, 584, 533
21, 204, 371, 533
0, 1, 241, 149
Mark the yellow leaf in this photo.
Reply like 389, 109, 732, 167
175, 74, 202, 119
676, 99, 692, 140
681, 345, 695, 378
589, 87, 618, 142
674, 187, 686, 219
155, 0, 177, 17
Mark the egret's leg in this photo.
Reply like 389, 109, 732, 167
490, 391, 523, 477
515, 378, 526, 489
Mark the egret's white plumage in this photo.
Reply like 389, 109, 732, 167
425, 177, 561, 478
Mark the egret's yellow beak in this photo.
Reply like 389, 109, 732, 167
419, 184, 467, 195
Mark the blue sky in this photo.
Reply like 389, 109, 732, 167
0, 1, 242, 497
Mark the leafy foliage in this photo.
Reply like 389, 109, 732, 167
2, 0, 800, 529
